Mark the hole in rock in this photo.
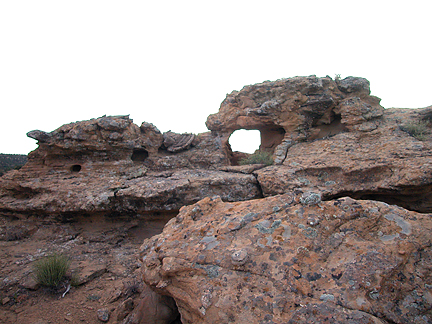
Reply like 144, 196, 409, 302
71, 164, 82, 172
228, 127, 285, 165
131, 148, 149, 162
228, 129, 261, 166
229, 129, 261, 154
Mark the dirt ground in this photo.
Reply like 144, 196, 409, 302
0, 212, 175, 323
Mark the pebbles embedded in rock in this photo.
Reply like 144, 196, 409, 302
231, 249, 248, 265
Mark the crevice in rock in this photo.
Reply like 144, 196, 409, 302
259, 126, 286, 153
323, 185, 432, 213
252, 172, 265, 199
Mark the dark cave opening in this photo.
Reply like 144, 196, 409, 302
70, 164, 82, 172
131, 149, 149, 162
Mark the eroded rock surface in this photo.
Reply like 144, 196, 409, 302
255, 108, 432, 213
206, 75, 384, 165
140, 195, 432, 323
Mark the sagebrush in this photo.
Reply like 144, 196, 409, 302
239, 151, 273, 166
33, 254, 70, 287
401, 121, 430, 141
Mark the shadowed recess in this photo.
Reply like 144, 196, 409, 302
131, 149, 149, 162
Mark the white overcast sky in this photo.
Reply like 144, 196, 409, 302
1, 1, 430, 154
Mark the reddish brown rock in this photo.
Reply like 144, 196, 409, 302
140, 194, 432, 323
1, 116, 254, 216
0, 167, 260, 215
255, 107, 432, 213
2, 77, 431, 217
206, 75, 384, 165
25, 115, 228, 169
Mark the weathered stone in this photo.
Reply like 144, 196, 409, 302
336, 76, 371, 94
206, 75, 384, 165
97, 308, 110, 322
162, 131, 195, 152
139, 122, 163, 155
255, 109, 432, 213
72, 261, 107, 285
26, 130, 51, 143
1, 297, 10, 305
140, 195, 432, 323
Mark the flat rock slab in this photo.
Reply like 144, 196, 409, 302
72, 261, 107, 285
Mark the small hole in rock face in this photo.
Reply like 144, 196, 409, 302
131, 149, 149, 162
71, 165, 82, 172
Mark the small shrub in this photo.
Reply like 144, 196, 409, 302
33, 254, 70, 287
123, 278, 142, 297
239, 151, 273, 166
401, 121, 430, 141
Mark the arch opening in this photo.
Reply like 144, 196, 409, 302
227, 127, 286, 166
229, 129, 261, 154
131, 149, 149, 162
228, 129, 261, 166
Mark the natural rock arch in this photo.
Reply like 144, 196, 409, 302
226, 126, 286, 165
228, 129, 261, 154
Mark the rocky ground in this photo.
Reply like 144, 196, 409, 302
0, 212, 174, 323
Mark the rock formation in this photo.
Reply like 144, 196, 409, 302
1, 75, 432, 323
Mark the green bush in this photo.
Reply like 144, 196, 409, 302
401, 121, 430, 141
33, 254, 70, 287
239, 151, 273, 166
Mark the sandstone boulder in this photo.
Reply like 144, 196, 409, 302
140, 194, 432, 323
